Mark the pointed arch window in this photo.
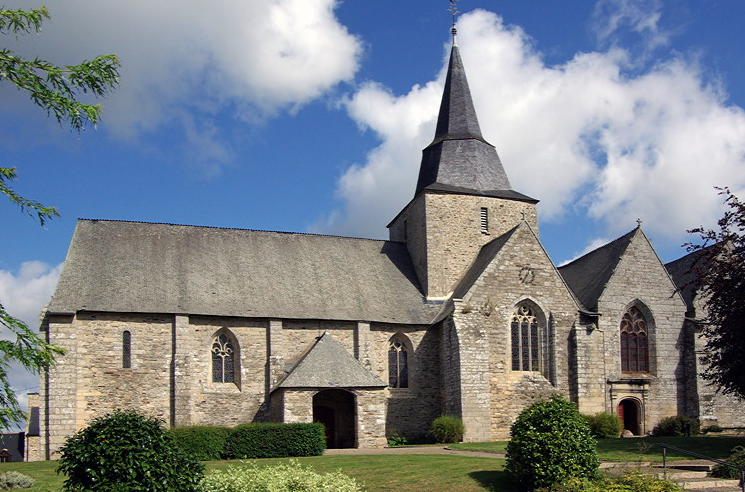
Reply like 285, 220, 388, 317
620, 306, 649, 373
211, 333, 236, 383
511, 304, 541, 371
122, 331, 131, 369
388, 335, 409, 388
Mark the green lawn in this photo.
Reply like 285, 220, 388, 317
0, 455, 513, 492
451, 435, 745, 462
2, 436, 743, 492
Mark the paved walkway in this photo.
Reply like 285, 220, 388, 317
324, 446, 505, 459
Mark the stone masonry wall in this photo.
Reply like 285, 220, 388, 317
688, 311, 745, 428
368, 323, 441, 438
388, 195, 428, 294
424, 193, 538, 299
184, 316, 269, 427
389, 192, 538, 299
596, 231, 687, 434
38, 311, 427, 458
453, 224, 577, 440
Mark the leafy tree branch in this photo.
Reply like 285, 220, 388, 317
686, 187, 745, 399
0, 5, 120, 429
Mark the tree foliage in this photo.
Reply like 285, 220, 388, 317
0, 6, 120, 131
687, 188, 745, 399
0, 6, 120, 430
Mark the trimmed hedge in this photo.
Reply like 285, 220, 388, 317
170, 426, 231, 461
583, 412, 622, 438
652, 416, 700, 437
431, 415, 465, 443
223, 422, 326, 459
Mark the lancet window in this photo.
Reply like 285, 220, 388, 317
122, 331, 131, 369
620, 306, 649, 373
388, 335, 409, 388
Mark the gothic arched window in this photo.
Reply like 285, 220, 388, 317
122, 331, 131, 369
620, 306, 649, 373
211, 333, 236, 383
388, 335, 409, 388
511, 304, 541, 371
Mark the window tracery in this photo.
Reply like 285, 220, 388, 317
620, 306, 649, 373
511, 304, 540, 371
211, 333, 236, 383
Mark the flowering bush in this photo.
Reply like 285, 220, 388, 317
0, 471, 35, 490
199, 460, 363, 492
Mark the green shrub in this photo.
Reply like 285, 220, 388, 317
386, 431, 408, 446
222, 422, 325, 459
583, 412, 622, 438
506, 394, 599, 490
57, 410, 204, 492
431, 415, 464, 443
711, 445, 745, 479
170, 425, 231, 461
702, 424, 724, 434
652, 416, 700, 436
538, 470, 683, 492
0, 471, 35, 490
199, 460, 363, 492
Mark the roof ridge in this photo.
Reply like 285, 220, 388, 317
77, 218, 390, 243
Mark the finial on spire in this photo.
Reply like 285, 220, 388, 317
449, 0, 460, 45
636, 218, 643, 228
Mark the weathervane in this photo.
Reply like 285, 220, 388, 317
449, 0, 460, 42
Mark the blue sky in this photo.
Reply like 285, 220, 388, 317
2, 0, 745, 419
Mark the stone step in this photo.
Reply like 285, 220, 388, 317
663, 473, 740, 491
603, 462, 742, 491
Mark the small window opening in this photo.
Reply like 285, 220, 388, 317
480, 207, 489, 233
122, 331, 131, 369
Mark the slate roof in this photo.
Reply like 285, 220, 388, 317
48, 220, 442, 325
415, 44, 521, 198
558, 228, 638, 311
275, 332, 386, 389
665, 247, 708, 314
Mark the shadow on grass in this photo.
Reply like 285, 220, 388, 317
469, 469, 518, 492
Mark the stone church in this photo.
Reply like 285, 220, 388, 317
26, 32, 743, 460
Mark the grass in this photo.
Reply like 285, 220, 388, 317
2, 436, 743, 492
451, 435, 745, 462
0, 455, 512, 492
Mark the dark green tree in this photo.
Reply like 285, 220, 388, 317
687, 188, 745, 399
0, 6, 119, 430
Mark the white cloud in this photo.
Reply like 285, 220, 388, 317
0, 261, 61, 331
6, 0, 362, 172
317, 8, 745, 255
0, 261, 60, 430
591, 0, 671, 52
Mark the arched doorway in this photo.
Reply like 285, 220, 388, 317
617, 399, 641, 435
313, 389, 356, 448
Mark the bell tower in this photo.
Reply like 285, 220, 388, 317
388, 28, 538, 299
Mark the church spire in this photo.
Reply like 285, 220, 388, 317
414, 32, 514, 197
